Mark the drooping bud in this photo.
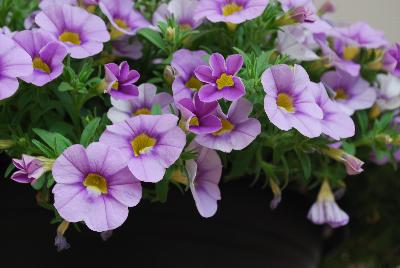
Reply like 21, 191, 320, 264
54, 221, 70, 252
323, 148, 364, 175
269, 179, 282, 210
276, 7, 315, 26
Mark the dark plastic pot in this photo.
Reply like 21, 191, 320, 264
0, 154, 326, 268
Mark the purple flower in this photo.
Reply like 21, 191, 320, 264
39, 0, 77, 9
99, 0, 150, 40
153, 0, 203, 30
107, 83, 174, 123
321, 70, 377, 115
0, 35, 33, 100
314, 33, 360, 77
310, 82, 355, 140
195, 53, 245, 102
186, 142, 222, 218
195, 0, 269, 25
196, 98, 261, 152
99, 114, 186, 183
375, 74, 400, 111
324, 147, 364, 175
104, 61, 140, 100
307, 180, 349, 228
24, 11, 40, 30
171, 49, 208, 102
0, 26, 14, 36
11, 155, 46, 184
13, 30, 67, 87
178, 93, 221, 134
112, 36, 143, 60
262, 64, 323, 138
52, 142, 142, 232
383, 43, 400, 77
336, 22, 388, 49
278, 0, 316, 12
35, 4, 110, 59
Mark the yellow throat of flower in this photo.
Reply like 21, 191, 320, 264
33, 57, 51, 74
213, 118, 234, 136
59, 31, 81, 45
185, 76, 203, 91
110, 19, 129, 40
189, 116, 200, 127
277, 93, 295, 113
133, 108, 151, 116
334, 88, 348, 100
343, 46, 360, 61
111, 81, 119, 90
216, 73, 234, 90
83, 173, 108, 194
222, 3, 243, 16
131, 133, 157, 157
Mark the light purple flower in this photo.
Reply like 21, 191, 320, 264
375, 74, 400, 111
99, 0, 150, 39
39, 0, 77, 9
336, 22, 388, 49
24, 11, 40, 30
178, 93, 221, 134
99, 114, 186, 183
314, 33, 360, 77
185, 142, 222, 218
310, 82, 355, 140
11, 155, 45, 184
13, 30, 67, 87
195, 53, 245, 102
52, 142, 142, 232
104, 61, 140, 100
171, 49, 208, 102
0, 34, 33, 100
278, 0, 316, 12
35, 4, 110, 59
262, 64, 323, 138
107, 83, 174, 123
307, 180, 349, 228
153, 0, 203, 29
321, 70, 377, 115
383, 43, 400, 77
112, 36, 143, 60
0, 26, 14, 36
195, 0, 269, 24
196, 98, 261, 152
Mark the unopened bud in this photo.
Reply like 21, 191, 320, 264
163, 65, 177, 85
0, 139, 15, 149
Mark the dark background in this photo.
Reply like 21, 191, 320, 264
0, 154, 330, 268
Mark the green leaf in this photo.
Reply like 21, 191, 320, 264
357, 110, 368, 135
138, 28, 164, 50
295, 149, 312, 180
342, 141, 356, 155
58, 82, 74, 92
4, 163, 15, 178
151, 104, 162, 115
33, 128, 72, 155
32, 139, 55, 158
47, 174, 55, 188
80, 117, 101, 147
32, 175, 47, 190
155, 168, 172, 203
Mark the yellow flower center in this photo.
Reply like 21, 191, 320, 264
277, 93, 295, 113
343, 46, 360, 61
112, 81, 119, 90
222, 3, 243, 16
171, 169, 189, 185
110, 19, 129, 40
216, 73, 234, 90
213, 118, 234, 136
32, 57, 51, 74
334, 88, 348, 100
59, 31, 81, 45
83, 173, 108, 194
189, 116, 200, 127
131, 133, 157, 157
185, 76, 203, 91
133, 108, 151, 116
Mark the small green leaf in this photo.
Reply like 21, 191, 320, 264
33, 128, 72, 155
58, 82, 74, 92
155, 168, 172, 203
80, 117, 101, 147
138, 28, 164, 50
32, 139, 55, 158
32, 175, 47, 190
4, 163, 15, 178
295, 149, 312, 180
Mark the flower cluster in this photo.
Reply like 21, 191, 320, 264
1, 0, 400, 253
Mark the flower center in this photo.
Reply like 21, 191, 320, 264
185, 76, 203, 91
213, 118, 234, 136
189, 116, 200, 127
112, 81, 119, 90
343, 46, 360, 61
277, 93, 295, 113
222, 3, 243, 16
83, 173, 108, 194
334, 88, 348, 100
59, 31, 81, 45
110, 19, 129, 40
133, 108, 151, 116
131, 133, 157, 157
115, 19, 129, 29
216, 73, 234, 90
32, 57, 51, 73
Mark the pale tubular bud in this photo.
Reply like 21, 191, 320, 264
54, 221, 70, 252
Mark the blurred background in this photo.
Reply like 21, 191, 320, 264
315, 0, 400, 42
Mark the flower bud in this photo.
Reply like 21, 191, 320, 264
0, 139, 15, 149
55, 221, 70, 252
318, 1, 335, 16
323, 148, 364, 175
269, 179, 282, 210
163, 65, 177, 85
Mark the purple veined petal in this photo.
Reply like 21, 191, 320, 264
11, 171, 32, 184
40, 41, 68, 68
289, 113, 322, 138
112, 84, 139, 100
190, 115, 222, 134
138, 83, 157, 106
191, 182, 220, 218
107, 107, 131, 124
227, 98, 254, 123
193, 93, 218, 117
108, 167, 142, 207
195, 134, 233, 153
209, 53, 227, 77
195, 65, 215, 84
52, 144, 90, 184
53, 183, 89, 222
292, 64, 311, 95
220, 77, 245, 101
295, 102, 323, 119
228, 118, 261, 150
198, 84, 222, 102
261, 65, 293, 96
0, 35, 33, 78
154, 126, 187, 167
105, 63, 120, 77
264, 95, 292, 131
128, 155, 166, 183
226, 54, 243, 75
119, 61, 130, 79
178, 98, 196, 115
153, 92, 174, 113
0, 76, 19, 100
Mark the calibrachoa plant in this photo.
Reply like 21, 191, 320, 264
1, 0, 400, 259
